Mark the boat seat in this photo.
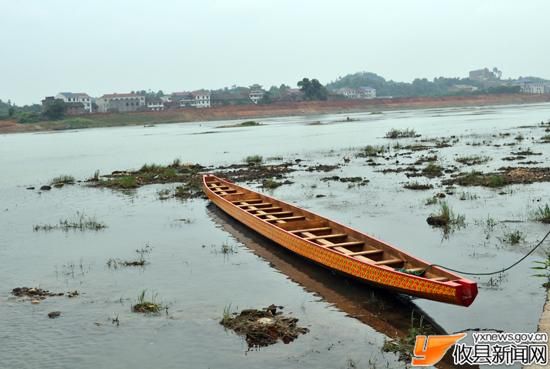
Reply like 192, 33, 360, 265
266, 216, 305, 222
231, 199, 262, 204
219, 192, 244, 197
258, 211, 293, 217
430, 277, 448, 282
324, 241, 364, 248
238, 203, 272, 208
375, 258, 404, 267
289, 227, 332, 234
251, 206, 282, 211
348, 249, 383, 257
304, 233, 347, 241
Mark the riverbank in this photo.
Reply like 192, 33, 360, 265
1, 93, 550, 134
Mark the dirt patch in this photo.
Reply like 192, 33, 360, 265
221, 305, 309, 348
321, 176, 369, 186
444, 167, 550, 188
10, 287, 75, 303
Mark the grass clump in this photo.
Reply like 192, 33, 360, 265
455, 155, 490, 166
532, 253, 550, 289
33, 212, 107, 232
244, 155, 263, 165
422, 162, 443, 177
262, 179, 283, 189
107, 244, 152, 268
382, 313, 432, 362
501, 230, 525, 245
385, 128, 417, 139
132, 290, 164, 314
449, 171, 508, 188
533, 204, 550, 223
426, 202, 465, 229
403, 181, 433, 190
51, 175, 75, 185
359, 145, 387, 157
541, 134, 550, 143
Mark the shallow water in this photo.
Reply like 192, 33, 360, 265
1, 103, 550, 369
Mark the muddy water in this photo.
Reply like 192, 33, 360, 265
1, 103, 550, 369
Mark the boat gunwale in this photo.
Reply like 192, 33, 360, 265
202, 174, 467, 288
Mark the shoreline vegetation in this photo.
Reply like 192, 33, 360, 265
1, 93, 549, 134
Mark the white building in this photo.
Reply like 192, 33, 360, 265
56, 92, 93, 113
96, 93, 146, 113
357, 86, 376, 99
520, 82, 546, 94
173, 91, 211, 108
192, 90, 211, 108
147, 100, 165, 111
336, 87, 376, 99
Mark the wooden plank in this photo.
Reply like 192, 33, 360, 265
289, 227, 332, 234
231, 198, 262, 204
348, 249, 383, 257
375, 258, 404, 266
430, 277, 448, 282
266, 215, 305, 222
237, 202, 271, 208
277, 219, 328, 231
324, 241, 364, 248
304, 233, 346, 240
258, 211, 293, 217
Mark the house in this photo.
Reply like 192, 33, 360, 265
147, 99, 165, 111
357, 86, 376, 99
172, 90, 211, 108
520, 82, 546, 94
335, 87, 376, 99
96, 93, 146, 113
56, 92, 93, 113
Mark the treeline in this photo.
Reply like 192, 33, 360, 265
326, 72, 521, 97
0, 99, 43, 123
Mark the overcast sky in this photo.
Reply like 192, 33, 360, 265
1, 0, 549, 105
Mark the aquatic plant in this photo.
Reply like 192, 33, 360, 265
244, 155, 263, 165
360, 145, 387, 157
403, 181, 433, 190
262, 179, 283, 189
33, 212, 107, 232
532, 253, 550, 289
533, 204, 550, 223
427, 202, 465, 229
455, 155, 491, 166
385, 128, 417, 139
382, 313, 432, 362
421, 162, 443, 177
51, 175, 75, 185
132, 290, 164, 314
501, 230, 525, 245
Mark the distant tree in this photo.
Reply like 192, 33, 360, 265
298, 78, 328, 101
492, 67, 502, 79
42, 99, 66, 120
8, 107, 14, 117
259, 91, 272, 104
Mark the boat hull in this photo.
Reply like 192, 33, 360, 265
203, 175, 477, 306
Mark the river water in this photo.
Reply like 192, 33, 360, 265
1, 103, 550, 369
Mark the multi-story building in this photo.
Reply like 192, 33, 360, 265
96, 93, 146, 113
56, 92, 93, 113
520, 82, 546, 94
172, 90, 211, 108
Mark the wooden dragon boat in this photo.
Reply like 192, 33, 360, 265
202, 174, 478, 307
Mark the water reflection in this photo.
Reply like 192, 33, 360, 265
206, 205, 476, 369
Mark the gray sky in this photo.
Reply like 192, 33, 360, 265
2, 0, 549, 105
